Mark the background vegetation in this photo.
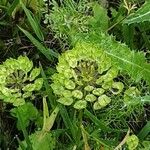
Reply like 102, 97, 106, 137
1, 0, 150, 149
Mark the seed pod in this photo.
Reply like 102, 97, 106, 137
84, 85, 94, 92
93, 95, 111, 110
57, 97, 74, 106
51, 42, 123, 110
92, 88, 105, 96
73, 100, 87, 109
111, 82, 124, 95
85, 94, 97, 102
72, 90, 83, 99
64, 80, 76, 90
0, 56, 43, 106
126, 135, 139, 150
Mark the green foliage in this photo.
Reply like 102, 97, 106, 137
10, 102, 40, 130
139, 141, 150, 150
17, 98, 59, 150
138, 121, 150, 140
93, 94, 111, 110
124, 1, 150, 24
0, 56, 43, 106
20, 0, 44, 41
11, 0, 42, 18
51, 42, 128, 110
42, 98, 59, 132
1, 0, 150, 149
44, 0, 109, 42
124, 87, 141, 106
19, 26, 58, 60
75, 32, 150, 85
18, 131, 55, 150
88, 2, 108, 32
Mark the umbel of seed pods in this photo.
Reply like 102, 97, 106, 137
51, 42, 126, 110
0, 56, 43, 106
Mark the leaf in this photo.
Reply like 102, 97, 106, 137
40, 63, 56, 108
81, 125, 91, 150
10, 102, 39, 130
12, 103, 34, 150
141, 95, 150, 103
138, 121, 150, 140
18, 131, 55, 150
42, 98, 59, 132
124, 1, 150, 24
75, 32, 150, 85
20, 0, 44, 41
139, 141, 150, 150
18, 26, 58, 60
89, 2, 108, 31
7, 0, 19, 16
58, 104, 78, 142
84, 109, 111, 131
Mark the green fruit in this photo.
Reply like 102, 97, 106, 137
85, 94, 97, 102
72, 90, 83, 99
93, 95, 111, 110
73, 100, 87, 109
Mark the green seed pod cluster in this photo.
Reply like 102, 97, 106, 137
126, 135, 139, 150
0, 56, 43, 106
124, 87, 141, 106
51, 42, 124, 110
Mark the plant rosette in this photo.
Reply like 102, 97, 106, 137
0, 56, 43, 106
51, 42, 124, 110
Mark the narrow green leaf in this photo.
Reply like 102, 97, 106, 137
138, 121, 150, 140
0, 21, 10, 26
40, 63, 56, 108
141, 95, 150, 103
124, 1, 150, 24
0, 5, 7, 10
20, 0, 44, 41
18, 26, 58, 60
84, 109, 111, 131
42, 97, 59, 131
81, 125, 91, 150
59, 104, 77, 142
42, 97, 50, 131
7, 0, 19, 15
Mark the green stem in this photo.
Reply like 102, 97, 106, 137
76, 110, 83, 146
78, 110, 83, 126
107, 16, 127, 32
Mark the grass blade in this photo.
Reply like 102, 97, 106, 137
42, 97, 59, 131
84, 109, 111, 131
138, 121, 150, 140
7, 0, 19, 16
59, 104, 77, 142
40, 63, 56, 108
20, 0, 44, 41
18, 26, 58, 60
